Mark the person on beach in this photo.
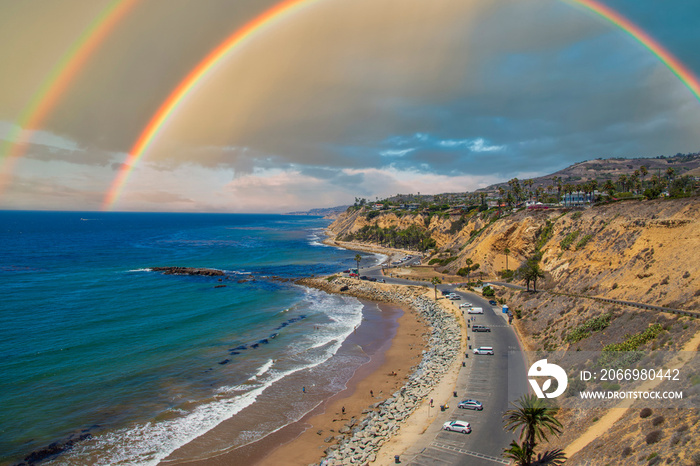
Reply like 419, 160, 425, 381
342, 406, 345, 414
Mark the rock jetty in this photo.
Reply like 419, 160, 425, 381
296, 277, 461, 466
151, 267, 225, 276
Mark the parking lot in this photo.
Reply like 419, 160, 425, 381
401, 288, 529, 465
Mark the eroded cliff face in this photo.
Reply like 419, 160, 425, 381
328, 198, 700, 310
329, 199, 700, 465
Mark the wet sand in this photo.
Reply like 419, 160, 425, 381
160, 300, 428, 466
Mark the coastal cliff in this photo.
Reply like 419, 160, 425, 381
327, 197, 700, 465
328, 197, 700, 311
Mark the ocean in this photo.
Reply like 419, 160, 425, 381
0, 211, 385, 465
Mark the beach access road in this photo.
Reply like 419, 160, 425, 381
395, 287, 529, 465
355, 267, 530, 465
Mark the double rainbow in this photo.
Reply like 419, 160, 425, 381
0, 1, 696, 208
102, 0, 700, 210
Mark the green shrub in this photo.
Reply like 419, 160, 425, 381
482, 286, 495, 297
575, 234, 593, 250
640, 408, 653, 418
565, 312, 613, 343
603, 324, 663, 352
560, 230, 581, 250
652, 416, 665, 426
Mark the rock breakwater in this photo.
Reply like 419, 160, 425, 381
296, 277, 461, 466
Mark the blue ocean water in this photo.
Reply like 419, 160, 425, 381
0, 211, 378, 465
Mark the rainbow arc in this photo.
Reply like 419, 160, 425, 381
102, 0, 700, 210
0, 0, 139, 195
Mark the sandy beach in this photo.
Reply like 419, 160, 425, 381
256, 302, 427, 465
160, 236, 465, 466
160, 296, 431, 466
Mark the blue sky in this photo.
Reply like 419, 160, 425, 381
0, 0, 699, 212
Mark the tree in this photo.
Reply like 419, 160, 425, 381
603, 179, 615, 198
640, 165, 648, 188
666, 167, 675, 183
503, 394, 564, 465
618, 174, 628, 192
354, 254, 362, 277
530, 261, 545, 292
464, 258, 473, 280
431, 277, 441, 300
515, 257, 545, 292
504, 247, 511, 271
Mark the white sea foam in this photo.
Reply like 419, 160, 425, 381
60, 287, 364, 466
252, 359, 274, 379
126, 268, 152, 272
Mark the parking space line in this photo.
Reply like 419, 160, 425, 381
432, 443, 510, 464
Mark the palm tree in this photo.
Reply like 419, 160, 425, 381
431, 277, 441, 300
503, 441, 529, 465
618, 174, 628, 192
503, 394, 563, 465
530, 262, 545, 292
504, 247, 511, 271
354, 254, 362, 277
640, 165, 648, 188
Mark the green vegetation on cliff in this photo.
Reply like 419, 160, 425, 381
340, 224, 436, 251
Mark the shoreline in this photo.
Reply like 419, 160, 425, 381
255, 301, 426, 466
159, 294, 429, 466
162, 231, 464, 466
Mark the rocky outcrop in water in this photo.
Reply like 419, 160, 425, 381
151, 267, 225, 276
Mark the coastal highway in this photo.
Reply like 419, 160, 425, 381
355, 263, 530, 464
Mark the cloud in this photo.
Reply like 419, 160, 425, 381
2, 0, 700, 212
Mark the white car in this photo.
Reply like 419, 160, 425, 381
467, 307, 484, 314
442, 420, 472, 434
459, 302, 473, 309
473, 346, 494, 355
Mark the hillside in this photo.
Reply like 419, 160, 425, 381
330, 197, 699, 311
327, 197, 700, 464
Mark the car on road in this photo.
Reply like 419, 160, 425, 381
442, 420, 471, 434
488, 300, 498, 306
472, 325, 490, 332
441, 290, 451, 296
449, 294, 461, 300
473, 346, 494, 355
457, 400, 483, 410
467, 307, 483, 314
459, 302, 473, 308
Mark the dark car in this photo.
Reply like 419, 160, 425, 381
488, 300, 498, 306
472, 325, 491, 332
360, 276, 369, 280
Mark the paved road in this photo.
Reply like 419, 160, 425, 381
350, 263, 530, 465
401, 287, 529, 465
